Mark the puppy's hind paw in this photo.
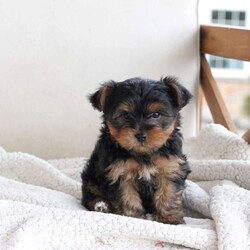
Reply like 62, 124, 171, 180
94, 201, 109, 213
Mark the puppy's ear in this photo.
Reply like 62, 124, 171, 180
88, 81, 115, 111
162, 76, 192, 109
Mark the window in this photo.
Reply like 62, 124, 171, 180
209, 56, 244, 69
211, 10, 246, 26
210, 10, 246, 70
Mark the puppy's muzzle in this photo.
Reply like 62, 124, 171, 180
135, 133, 147, 143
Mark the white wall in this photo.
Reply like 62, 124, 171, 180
0, 0, 199, 159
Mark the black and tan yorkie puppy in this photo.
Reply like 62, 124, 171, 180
81, 77, 192, 224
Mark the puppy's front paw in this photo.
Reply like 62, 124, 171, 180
153, 214, 185, 225
123, 207, 145, 219
94, 201, 110, 213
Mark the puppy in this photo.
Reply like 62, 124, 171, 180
81, 77, 192, 224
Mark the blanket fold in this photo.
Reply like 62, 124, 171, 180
0, 124, 250, 249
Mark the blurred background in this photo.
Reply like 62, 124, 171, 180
199, 0, 250, 135
0, 0, 199, 158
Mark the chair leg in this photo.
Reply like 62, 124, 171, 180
242, 129, 250, 144
200, 55, 237, 134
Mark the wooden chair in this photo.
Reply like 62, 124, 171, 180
200, 25, 250, 144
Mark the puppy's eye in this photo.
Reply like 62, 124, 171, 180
122, 112, 131, 120
151, 112, 161, 119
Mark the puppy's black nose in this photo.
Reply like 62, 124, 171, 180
135, 133, 147, 143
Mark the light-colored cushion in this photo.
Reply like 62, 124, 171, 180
0, 0, 199, 159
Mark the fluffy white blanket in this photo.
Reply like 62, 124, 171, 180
0, 124, 250, 250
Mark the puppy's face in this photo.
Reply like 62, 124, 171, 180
89, 77, 192, 153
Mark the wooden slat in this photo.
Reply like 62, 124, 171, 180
200, 54, 237, 133
201, 25, 250, 61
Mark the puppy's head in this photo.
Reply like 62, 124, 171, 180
89, 77, 192, 153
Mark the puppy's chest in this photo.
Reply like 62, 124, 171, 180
106, 155, 184, 185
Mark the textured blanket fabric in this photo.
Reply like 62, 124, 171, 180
0, 124, 250, 250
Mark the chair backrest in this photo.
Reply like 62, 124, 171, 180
0, 0, 199, 159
